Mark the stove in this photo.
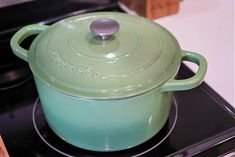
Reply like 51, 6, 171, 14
0, 1, 235, 157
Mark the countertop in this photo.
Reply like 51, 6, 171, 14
120, 0, 234, 108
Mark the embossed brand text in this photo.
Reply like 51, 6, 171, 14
50, 51, 99, 78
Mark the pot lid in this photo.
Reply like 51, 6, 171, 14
29, 12, 181, 99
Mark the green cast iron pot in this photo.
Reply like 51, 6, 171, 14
10, 12, 207, 151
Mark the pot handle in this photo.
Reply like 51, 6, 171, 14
161, 50, 207, 92
10, 24, 49, 62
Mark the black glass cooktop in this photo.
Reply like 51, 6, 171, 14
0, 1, 234, 157
0, 64, 234, 157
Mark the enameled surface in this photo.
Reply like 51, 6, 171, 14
34, 76, 173, 151
28, 12, 182, 99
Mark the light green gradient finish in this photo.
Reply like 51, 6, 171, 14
35, 77, 172, 151
10, 12, 207, 151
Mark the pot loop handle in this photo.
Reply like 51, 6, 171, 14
10, 24, 49, 62
161, 50, 207, 92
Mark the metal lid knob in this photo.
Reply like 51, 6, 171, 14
90, 18, 119, 40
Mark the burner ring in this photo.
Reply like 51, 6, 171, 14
0, 75, 32, 90
32, 97, 178, 157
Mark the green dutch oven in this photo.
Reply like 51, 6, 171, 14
10, 12, 207, 151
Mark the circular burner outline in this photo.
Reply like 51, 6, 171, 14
0, 75, 32, 90
32, 97, 178, 157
